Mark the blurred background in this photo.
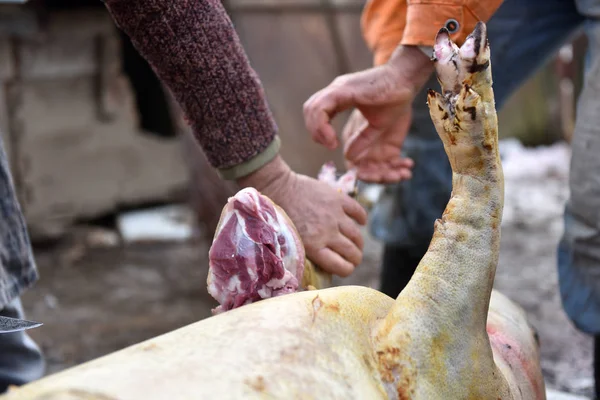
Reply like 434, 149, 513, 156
0, 0, 592, 398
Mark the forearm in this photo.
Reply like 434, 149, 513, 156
103, 0, 279, 179
387, 45, 435, 94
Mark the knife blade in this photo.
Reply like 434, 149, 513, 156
0, 315, 42, 334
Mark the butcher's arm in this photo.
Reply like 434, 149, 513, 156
102, 0, 281, 182
362, 0, 505, 66
102, 0, 369, 277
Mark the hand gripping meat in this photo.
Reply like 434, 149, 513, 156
207, 161, 356, 314
0, 22, 545, 400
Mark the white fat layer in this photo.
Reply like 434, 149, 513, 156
227, 274, 242, 293
257, 286, 271, 298
231, 188, 303, 290
247, 266, 257, 281
264, 269, 295, 293
207, 280, 220, 302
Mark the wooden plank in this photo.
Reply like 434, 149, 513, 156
40, 9, 115, 37
0, 5, 40, 36
16, 76, 187, 239
232, 12, 350, 176
334, 11, 372, 72
96, 33, 122, 121
9, 9, 188, 239
16, 10, 115, 80
0, 38, 14, 80
17, 35, 99, 80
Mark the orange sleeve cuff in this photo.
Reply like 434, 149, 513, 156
363, 0, 504, 66
402, 3, 464, 47
402, 1, 503, 47
361, 0, 407, 66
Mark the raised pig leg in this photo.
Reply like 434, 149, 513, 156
373, 22, 527, 399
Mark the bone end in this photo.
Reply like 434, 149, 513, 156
472, 21, 487, 44
436, 27, 450, 39
459, 21, 490, 68
433, 27, 457, 63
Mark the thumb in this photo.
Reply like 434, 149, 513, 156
341, 109, 368, 145
344, 124, 383, 161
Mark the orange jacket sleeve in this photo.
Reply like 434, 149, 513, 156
361, 0, 504, 65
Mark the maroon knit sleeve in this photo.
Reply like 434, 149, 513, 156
103, 0, 278, 170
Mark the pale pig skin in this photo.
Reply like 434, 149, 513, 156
1, 22, 544, 400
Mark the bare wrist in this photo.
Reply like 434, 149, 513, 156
236, 155, 293, 194
388, 45, 435, 93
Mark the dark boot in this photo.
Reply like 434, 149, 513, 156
0, 298, 45, 393
379, 244, 429, 299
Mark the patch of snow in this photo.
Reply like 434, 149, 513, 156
499, 139, 571, 228
546, 388, 590, 400
117, 204, 194, 243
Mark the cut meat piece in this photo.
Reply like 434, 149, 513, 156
207, 162, 357, 314
207, 188, 305, 314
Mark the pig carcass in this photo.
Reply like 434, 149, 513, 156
2, 22, 545, 400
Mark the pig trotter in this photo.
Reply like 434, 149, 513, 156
374, 22, 544, 400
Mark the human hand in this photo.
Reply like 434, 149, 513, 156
237, 156, 368, 277
341, 108, 414, 182
340, 109, 364, 170
304, 46, 434, 183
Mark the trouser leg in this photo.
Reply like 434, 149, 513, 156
557, 14, 600, 335
555, 14, 600, 395
379, 244, 429, 298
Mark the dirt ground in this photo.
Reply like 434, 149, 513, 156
19, 142, 593, 398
